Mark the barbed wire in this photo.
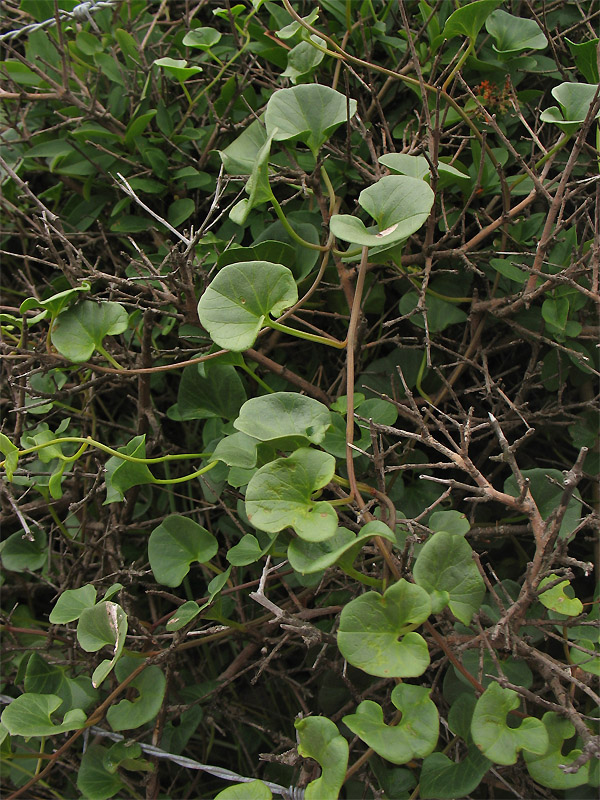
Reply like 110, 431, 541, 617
0, 694, 305, 799
0, 1, 119, 43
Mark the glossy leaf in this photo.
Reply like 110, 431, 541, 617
77, 602, 128, 688
175, 363, 247, 420
330, 175, 434, 247
245, 448, 337, 541
471, 683, 548, 765
343, 684, 438, 764
234, 392, 331, 444
214, 781, 272, 800
197, 261, 298, 351
104, 435, 154, 504
295, 716, 348, 800
443, 0, 503, 40
540, 82, 600, 133
485, 10, 547, 53
523, 712, 589, 789
148, 515, 218, 587
50, 584, 97, 623
420, 747, 491, 799
265, 84, 357, 156
106, 657, 166, 731
1, 693, 86, 737
337, 580, 431, 677
288, 521, 395, 575
50, 300, 128, 363
537, 574, 583, 616
413, 532, 485, 624
0, 525, 47, 572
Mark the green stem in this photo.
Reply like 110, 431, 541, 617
270, 194, 329, 252
267, 318, 346, 348
152, 460, 218, 484
341, 564, 382, 589
415, 350, 433, 404
10, 436, 210, 464
239, 362, 274, 393
442, 38, 474, 93
95, 343, 124, 370
509, 132, 572, 192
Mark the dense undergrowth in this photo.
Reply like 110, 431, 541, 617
0, 1, 599, 798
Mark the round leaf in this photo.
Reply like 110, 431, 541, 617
175, 363, 247, 421
245, 448, 337, 541
337, 580, 431, 677
51, 300, 128, 363
234, 392, 331, 444
148, 515, 218, 587
197, 261, 298, 351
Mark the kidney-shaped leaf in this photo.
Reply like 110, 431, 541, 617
337, 580, 431, 677
77, 743, 125, 800
148, 515, 218, 587
295, 716, 348, 800
265, 85, 357, 156
485, 10, 547, 53
330, 175, 434, 247
197, 261, 298, 351
20, 281, 91, 316
1, 693, 87, 737
540, 82, 600, 133
51, 300, 128, 363
471, 683, 548, 765
343, 684, 438, 765
245, 448, 337, 541
288, 522, 395, 575
234, 393, 331, 444
523, 712, 589, 789
106, 658, 166, 731
413, 532, 485, 624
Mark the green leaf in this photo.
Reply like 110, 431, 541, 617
0, 431, 18, 480
538, 574, 583, 616
124, 110, 157, 144
295, 716, 348, 800
166, 601, 201, 631
429, 510, 470, 535
234, 393, 331, 444
245, 448, 337, 541
214, 780, 272, 799
49, 584, 97, 623
540, 82, 600, 133
0, 526, 47, 573
219, 118, 267, 175
399, 290, 468, 332
51, 300, 128, 363
542, 296, 569, 334
77, 744, 125, 800
182, 28, 222, 50
504, 468, 582, 538
148, 515, 218, 587
337, 580, 431, 677
471, 683, 548, 765
197, 261, 298, 351
288, 522, 395, 575
420, 746, 491, 799
24, 654, 98, 714
379, 154, 467, 182
20, 281, 90, 316
104, 435, 154, 504
106, 657, 166, 731
1, 693, 86, 737
253, 218, 321, 281
213, 432, 259, 468
175, 363, 247, 421
343, 684, 438, 764
523, 712, 589, 789
570, 638, 600, 676
77, 602, 128, 688
485, 10, 547, 53
443, 0, 503, 40
330, 175, 434, 247
281, 36, 326, 84
566, 38, 599, 84
154, 57, 202, 81
102, 740, 152, 774
413, 532, 484, 624
229, 131, 275, 225
227, 533, 272, 566
168, 198, 195, 227
265, 84, 357, 157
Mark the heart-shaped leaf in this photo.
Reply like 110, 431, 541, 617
234, 393, 331, 444
213, 432, 259, 468
537, 574, 583, 616
265, 84, 357, 156
295, 716, 348, 800
154, 57, 202, 81
50, 584, 97, 624
337, 580, 431, 677
420, 747, 491, 799
485, 10, 547, 53
343, 684, 438, 764
51, 300, 128, 363
540, 82, 600, 132
106, 656, 166, 731
443, 0, 503, 40
76, 601, 128, 688
174, 363, 247, 421
471, 683, 548, 765
413, 532, 485, 624
288, 522, 395, 575
523, 712, 590, 789
1, 693, 87, 737
245, 448, 337, 541
281, 36, 326, 84
330, 175, 434, 247
429, 510, 470, 535
148, 515, 218, 587
197, 261, 298, 351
